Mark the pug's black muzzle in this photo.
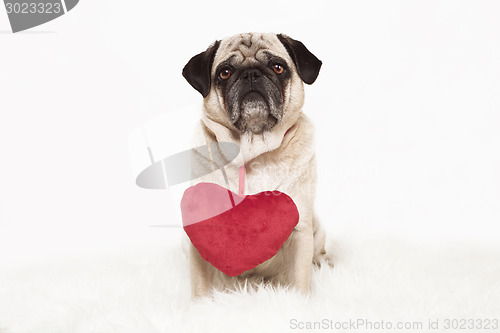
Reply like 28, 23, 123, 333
226, 67, 284, 134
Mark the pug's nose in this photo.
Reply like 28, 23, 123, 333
243, 69, 262, 82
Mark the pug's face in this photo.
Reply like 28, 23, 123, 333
183, 33, 322, 135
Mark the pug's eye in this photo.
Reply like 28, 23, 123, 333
219, 69, 231, 80
272, 64, 284, 75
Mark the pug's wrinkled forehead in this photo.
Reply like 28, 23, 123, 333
213, 33, 290, 70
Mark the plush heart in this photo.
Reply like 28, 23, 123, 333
181, 182, 299, 277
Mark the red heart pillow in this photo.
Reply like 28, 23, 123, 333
181, 182, 299, 276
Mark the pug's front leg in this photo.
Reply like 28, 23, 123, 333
288, 225, 315, 294
189, 243, 212, 298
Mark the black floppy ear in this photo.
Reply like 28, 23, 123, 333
277, 34, 322, 85
182, 40, 221, 97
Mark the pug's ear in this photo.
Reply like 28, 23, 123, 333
277, 34, 322, 85
182, 40, 221, 97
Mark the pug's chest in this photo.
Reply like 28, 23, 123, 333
243, 157, 295, 195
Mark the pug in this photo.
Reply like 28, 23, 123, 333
182, 33, 330, 298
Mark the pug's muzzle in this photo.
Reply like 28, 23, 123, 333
225, 66, 284, 134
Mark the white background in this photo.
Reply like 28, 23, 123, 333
1, 0, 499, 264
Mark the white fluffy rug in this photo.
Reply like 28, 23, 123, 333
1, 231, 499, 333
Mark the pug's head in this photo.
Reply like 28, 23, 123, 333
183, 33, 322, 135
